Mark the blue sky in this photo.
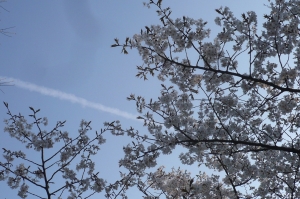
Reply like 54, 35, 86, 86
0, 1, 268, 198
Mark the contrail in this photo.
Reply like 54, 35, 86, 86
0, 76, 139, 121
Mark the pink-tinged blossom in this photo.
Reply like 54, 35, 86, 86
108, 0, 300, 198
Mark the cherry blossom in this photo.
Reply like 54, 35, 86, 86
4, 0, 300, 198
109, 0, 300, 198
0, 102, 110, 199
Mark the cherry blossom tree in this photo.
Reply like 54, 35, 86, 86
3, 0, 300, 198
0, 102, 140, 199
0, 102, 109, 199
109, 0, 300, 198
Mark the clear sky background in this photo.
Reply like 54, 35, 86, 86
0, 1, 268, 198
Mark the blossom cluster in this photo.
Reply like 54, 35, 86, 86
109, 0, 300, 198
4, 0, 300, 198
0, 103, 109, 199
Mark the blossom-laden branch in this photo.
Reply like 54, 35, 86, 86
0, 102, 110, 199
110, 0, 300, 198
4, 0, 300, 198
